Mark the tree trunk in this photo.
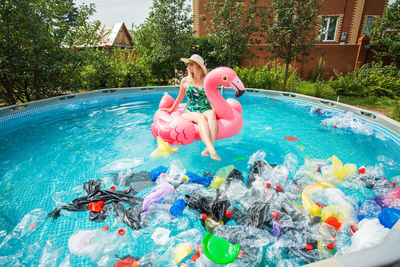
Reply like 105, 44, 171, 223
173, 60, 177, 81
228, 45, 232, 68
283, 61, 290, 90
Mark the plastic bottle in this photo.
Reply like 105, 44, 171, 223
170, 199, 186, 217
210, 165, 235, 189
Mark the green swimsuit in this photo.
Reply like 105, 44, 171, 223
186, 85, 212, 113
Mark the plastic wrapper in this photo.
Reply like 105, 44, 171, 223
113, 169, 150, 187
346, 218, 389, 253
213, 225, 273, 248
0, 209, 46, 252
156, 160, 186, 186
143, 182, 174, 211
39, 240, 61, 267
68, 229, 126, 264
210, 165, 235, 189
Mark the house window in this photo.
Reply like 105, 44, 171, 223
320, 16, 338, 41
364, 16, 375, 36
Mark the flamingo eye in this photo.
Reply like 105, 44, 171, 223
222, 76, 228, 81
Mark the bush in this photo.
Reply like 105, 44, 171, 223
77, 48, 151, 91
294, 79, 336, 98
234, 61, 297, 90
329, 62, 400, 97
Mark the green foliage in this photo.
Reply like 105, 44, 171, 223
131, 18, 178, 83
146, 0, 194, 79
205, 0, 261, 68
294, 79, 336, 97
191, 36, 227, 69
329, 62, 400, 97
0, 0, 98, 105
369, 0, 400, 67
77, 48, 150, 90
260, 0, 321, 89
234, 61, 297, 90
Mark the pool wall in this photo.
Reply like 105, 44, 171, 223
1, 86, 399, 266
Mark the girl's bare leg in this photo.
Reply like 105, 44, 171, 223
201, 109, 218, 158
182, 112, 221, 161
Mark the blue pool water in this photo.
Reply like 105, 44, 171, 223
0, 90, 399, 266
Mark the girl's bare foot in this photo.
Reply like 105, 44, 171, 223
201, 148, 209, 156
210, 152, 221, 161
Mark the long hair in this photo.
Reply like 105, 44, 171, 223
186, 62, 206, 86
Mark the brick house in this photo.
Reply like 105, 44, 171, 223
192, 0, 389, 78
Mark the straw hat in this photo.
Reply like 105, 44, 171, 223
181, 54, 207, 76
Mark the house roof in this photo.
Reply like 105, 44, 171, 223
97, 22, 133, 48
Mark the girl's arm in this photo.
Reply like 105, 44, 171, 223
168, 78, 187, 113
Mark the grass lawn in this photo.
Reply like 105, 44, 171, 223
293, 80, 400, 122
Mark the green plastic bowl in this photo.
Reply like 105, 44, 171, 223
202, 232, 241, 264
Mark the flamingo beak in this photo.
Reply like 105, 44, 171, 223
230, 76, 245, 98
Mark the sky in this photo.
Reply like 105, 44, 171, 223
74, 0, 154, 29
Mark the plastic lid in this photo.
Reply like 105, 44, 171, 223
276, 185, 282, 191
202, 232, 240, 264
225, 210, 232, 218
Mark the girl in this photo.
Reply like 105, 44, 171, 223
165, 54, 220, 161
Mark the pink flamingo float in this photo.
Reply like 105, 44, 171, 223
151, 67, 246, 145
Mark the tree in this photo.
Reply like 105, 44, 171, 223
0, 0, 98, 105
148, 0, 194, 80
205, 0, 262, 68
260, 0, 320, 90
131, 18, 175, 83
369, 0, 400, 68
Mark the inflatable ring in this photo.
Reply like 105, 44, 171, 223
151, 67, 246, 145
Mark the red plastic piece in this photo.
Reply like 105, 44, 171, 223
272, 212, 279, 219
382, 177, 387, 180
110, 186, 116, 190
331, 235, 338, 242
118, 229, 125, 236
266, 182, 271, 188
201, 213, 207, 220
305, 244, 313, 251
191, 253, 200, 262
238, 250, 244, 258
325, 216, 342, 231
358, 167, 366, 174
390, 181, 397, 186
276, 185, 282, 191
334, 126, 337, 128
327, 243, 335, 250
225, 210, 232, 218
88, 200, 105, 213
284, 136, 299, 141
114, 258, 138, 267
103, 225, 109, 231
315, 203, 321, 207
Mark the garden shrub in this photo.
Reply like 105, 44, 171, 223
234, 61, 297, 90
77, 48, 150, 90
329, 62, 400, 97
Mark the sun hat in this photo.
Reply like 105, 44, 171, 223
181, 54, 207, 76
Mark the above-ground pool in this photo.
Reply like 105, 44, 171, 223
0, 87, 399, 266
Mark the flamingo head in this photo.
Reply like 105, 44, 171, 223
205, 67, 245, 98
